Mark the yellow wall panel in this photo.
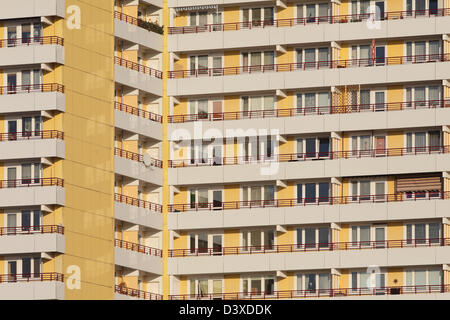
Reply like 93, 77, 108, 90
224, 229, 240, 247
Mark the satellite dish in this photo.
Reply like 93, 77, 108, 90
143, 153, 153, 167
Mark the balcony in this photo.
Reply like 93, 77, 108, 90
0, 177, 64, 208
115, 194, 163, 230
0, 130, 64, 161
167, 54, 450, 96
0, 83, 65, 114
0, 0, 65, 20
115, 102, 163, 141
168, 146, 450, 185
115, 285, 162, 300
169, 284, 450, 300
114, 11, 163, 52
169, 237, 450, 257
167, 192, 450, 230
115, 57, 163, 97
0, 36, 64, 67
167, 242, 450, 275
168, 100, 450, 138
168, 9, 450, 52
0, 272, 64, 300
0, 225, 65, 255
115, 148, 163, 186
115, 239, 163, 275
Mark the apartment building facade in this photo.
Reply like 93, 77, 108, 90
1, 0, 450, 300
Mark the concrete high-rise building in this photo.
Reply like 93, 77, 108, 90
1, 0, 450, 300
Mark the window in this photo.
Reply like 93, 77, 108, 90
406, 222, 441, 245
242, 51, 275, 72
351, 270, 385, 293
189, 278, 223, 297
405, 269, 441, 292
296, 273, 331, 295
297, 182, 330, 204
242, 276, 276, 297
242, 229, 275, 251
404, 130, 441, 153
296, 136, 331, 159
296, 227, 330, 249
241, 95, 275, 116
296, 3, 330, 23
242, 185, 275, 207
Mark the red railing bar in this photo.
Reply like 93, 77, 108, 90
0, 272, 64, 283
0, 83, 64, 95
114, 56, 163, 79
114, 101, 162, 123
169, 145, 450, 167
0, 225, 64, 236
168, 99, 450, 123
167, 53, 450, 78
0, 177, 64, 189
0, 130, 64, 142
114, 193, 162, 213
169, 283, 450, 300
114, 238, 162, 257
114, 147, 163, 168
0, 36, 64, 48
115, 284, 162, 300
168, 237, 449, 257
168, 191, 448, 212
168, 8, 450, 34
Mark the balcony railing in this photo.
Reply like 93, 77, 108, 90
115, 147, 163, 168
115, 193, 162, 213
168, 8, 450, 34
0, 130, 64, 142
114, 11, 164, 34
168, 99, 450, 123
0, 225, 64, 236
169, 190, 448, 212
169, 145, 450, 168
169, 284, 450, 300
115, 239, 162, 257
169, 237, 450, 257
0, 177, 64, 189
115, 285, 162, 300
0, 272, 64, 283
0, 36, 64, 48
115, 101, 162, 123
115, 56, 163, 79
0, 83, 64, 95
168, 53, 450, 78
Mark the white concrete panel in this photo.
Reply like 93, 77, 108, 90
0, 139, 65, 161
114, 109, 163, 141
0, 0, 65, 20
115, 247, 163, 275
0, 234, 65, 255
115, 202, 163, 230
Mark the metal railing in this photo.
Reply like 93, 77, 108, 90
0, 177, 64, 189
0, 83, 64, 95
115, 239, 162, 257
169, 145, 450, 168
114, 193, 162, 213
169, 190, 448, 212
115, 147, 163, 168
168, 53, 450, 78
0, 130, 64, 142
169, 237, 450, 257
0, 272, 64, 283
0, 36, 64, 48
169, 8, 450, 34
115, 101, 162, 123
169, 284, 450, 300
114, 11, 164, 34
0, 225, 64, 236
115, 285, 163, 300
115, 56, 163, 78
168, 99, 450, 123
